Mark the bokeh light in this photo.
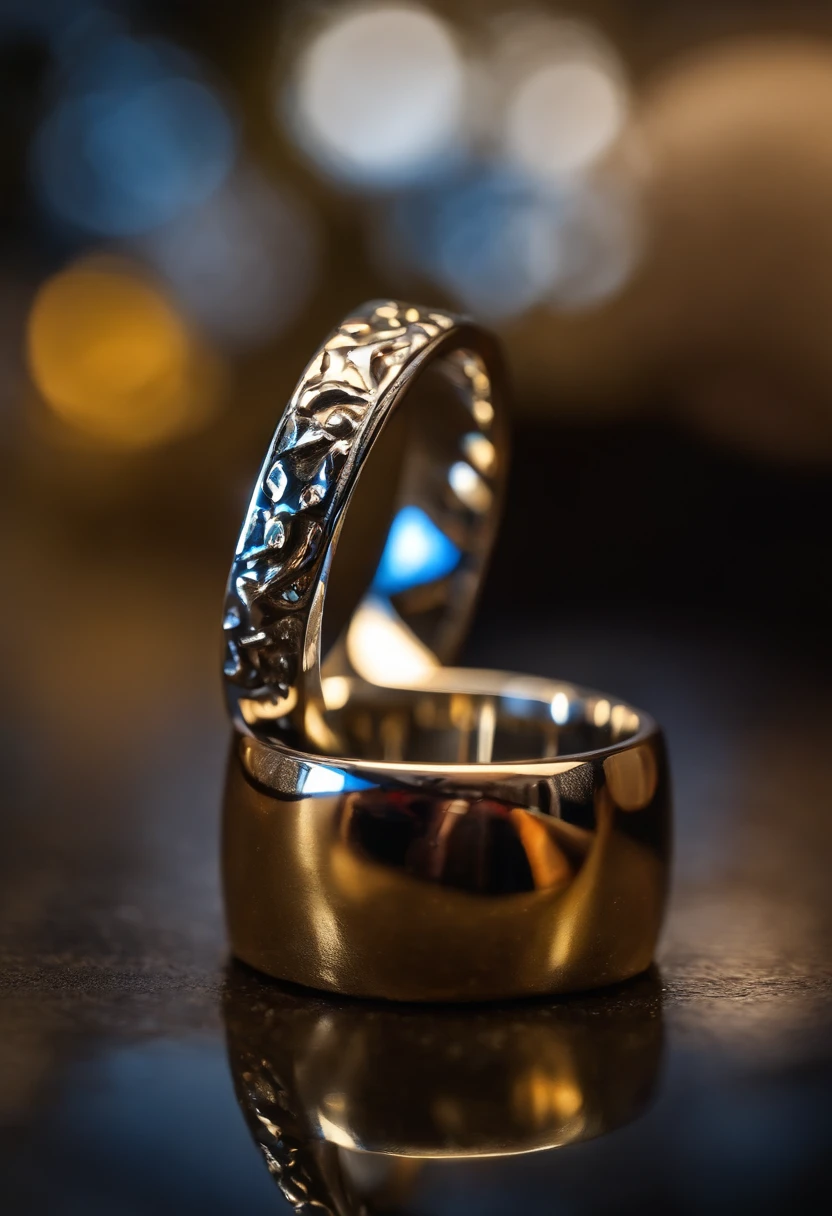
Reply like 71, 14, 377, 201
287, 2, 466, 187
381, 164, 641, 320
139, 164, 319, 349
501, 20, 629, 182
637, 38, 832, 461
365, 11, 642, 321
382, 169, 562, 319
547, 178, 643, 310
32, 33, 236, 236
27, 257, 223, 449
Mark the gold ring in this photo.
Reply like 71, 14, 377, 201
222, 669, 670, 1001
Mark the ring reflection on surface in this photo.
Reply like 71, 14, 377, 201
223, 966, 663, 1213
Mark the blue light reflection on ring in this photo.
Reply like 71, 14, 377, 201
373, 505, 460, 596
32, 34, 236, 237
301, 766, 374, 795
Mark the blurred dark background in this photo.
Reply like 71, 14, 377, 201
1, 2, 831, 1214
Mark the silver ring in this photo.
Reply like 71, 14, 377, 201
222, 299, 507, 740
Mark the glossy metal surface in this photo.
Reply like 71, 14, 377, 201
223, 966, 663, 1212
4, 420, 830, 1214
223, 670, 670, 1000
222, 300, 507, 741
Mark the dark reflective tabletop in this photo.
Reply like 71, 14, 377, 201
2, 424, 831, 1214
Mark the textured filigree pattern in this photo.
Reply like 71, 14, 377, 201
237, 1049, 350, 1215
223, 300, 477, 727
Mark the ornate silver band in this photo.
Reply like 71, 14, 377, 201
222, 300, 507, 739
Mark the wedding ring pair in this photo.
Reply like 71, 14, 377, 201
221, 301, 671, 1001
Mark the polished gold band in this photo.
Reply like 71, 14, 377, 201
222, 669, 671, 1002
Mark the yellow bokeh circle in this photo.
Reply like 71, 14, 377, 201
27, 257, 222, 449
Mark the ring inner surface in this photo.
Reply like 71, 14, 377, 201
322, 348, 501, 686
303, 682, 641, 764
